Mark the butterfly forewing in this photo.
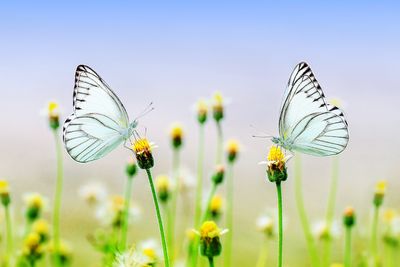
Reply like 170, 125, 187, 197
279, 62, 349, 156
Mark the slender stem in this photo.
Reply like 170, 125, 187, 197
169, 148, 180, 261
52, 129, 64, 267
256, 238, 269, 267
145, 169, 170, 267
201, 184, 218, 223
165, 202, 174, 263
322, 157, 339, 266
344, 227, 352, 267
208, 257, 215, 267
371, 205, 380, 265
192, 124, 205, 267
4, 205, 13, 267
294, 155, 320, 267
216, 122, 223, 165
276, 182, 283, 267
224, 162, 234, 267
119, 175, 134, 251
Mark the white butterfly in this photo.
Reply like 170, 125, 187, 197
271, 62, 349, 156
63, 65, 147, 163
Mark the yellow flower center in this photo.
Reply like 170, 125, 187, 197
25, 233, 40, 249
33, 219, 49, 235
213, 92, 223, 107
0, 180, 9, 194
210, 195, 223, 212
383, 209, 396, 223
375, 180, 387, 195
48, 101, 59, 117
267, 146, 285, 163
156, 175, 171, 192
197, 99, 208, 115
226, 139, 239, 154
143, 248, 156, 259
170, 123, 184, 139
132, 138, 152, 155
111, 195, 125, 211
200, 221, 221, 239
26, 193, 44, 209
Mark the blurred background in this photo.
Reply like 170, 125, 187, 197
1, 1, 400, 266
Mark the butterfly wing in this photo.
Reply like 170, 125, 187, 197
73, 65, 129, 127
63, 65, 130, 163
279, 62, 349, 156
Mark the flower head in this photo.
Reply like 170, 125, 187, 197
256, 215, 275, 238
212, 91, 224, 122
196, 99, 208, 124
170, 123, 184, 149
0, 179, 11, 206
132, 138, 154, 170
266, 146, 289, 183
113, 247, 152, 267
23, 192, 48, 222
209, 194, 223, 219
48, 240, 72, 266
22, 232, 44, 261
126, 158, 138, 178
312, 220, 340, 241
212, 165, 225, 185
138, 239, 161, 263
195, 221, 228, 258
226, 139, 240, 163
32, 219, 50, 243
374, 180, 387, 207
78, 182, 108, 206
46, 101, 61, 130
343, 206, 356, 228
156, 175, 171, 203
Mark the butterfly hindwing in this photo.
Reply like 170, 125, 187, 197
279, 62, 349, 156
63, 113, 125, 163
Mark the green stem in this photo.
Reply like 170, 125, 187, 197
344, 227, 352, 267
201, 183, 218, 223
119, 175, 134, 251
165, 202, 174, 264
52, 129, 64, 267
208, 257, 215, 267
294, 155, 320, 267
146, 169, 170, 267
169, 148, 180, 261
322, 157, 339, 266
4, 205, 13, 267
224, 162, 234, 267
216, 121, 223, 165
276, 182, 283, 267
371, 205, 380, 265
192, 124, 205, 267
256, 238, 269, 267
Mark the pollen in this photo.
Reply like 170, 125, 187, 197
267, 146, 286, 163
200, 221, 222, 239
133, 138, 152, 155
0, 180, 9, 194
375, 180, 387, 195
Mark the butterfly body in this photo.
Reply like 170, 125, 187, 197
63, 65, 139, 163
275, 62, 349, 157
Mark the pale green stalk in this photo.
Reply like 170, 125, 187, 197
201, 184, 218, 223
256, 238, 269, 267
276, 182, 283, 267
224, 162, 234, 267
52, 129, 64, 267
192, 124, 205, 267
216, 122, 223, 165
4, 205, 13, 267
322, 157, 339, 266
371, 205, 380, 265
169, 148, 180, 261
146, 169, 170, 267
344, 227, 352, 267
164, 202, 174, 263
119, 175, 134, 251
294, 155, 320, 267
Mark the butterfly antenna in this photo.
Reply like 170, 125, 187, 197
250, 124, 273, 139
134, 102, 155, 121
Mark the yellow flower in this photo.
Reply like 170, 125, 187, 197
0, 180, 9, 194
47, 101, 59, 117
111, 195, 125, 212
383, 209, 397, 223
267, 146, 286, 163
25, 232, 41, 249
170, 122, 184, 149
212, 91, 224, 122
132, 138, 154, 169
266, 146, 288, 183
196, 99, 208, 124
343, 206, 356, 228
139, 239, 160, 262
199, 221, 228, 239
156, 175, 171, 202
209, 195, 223, 216
374, 180, 387, 207
24, 193, 46, 210
226, 139, 240, 163
32, 219, 50, 242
